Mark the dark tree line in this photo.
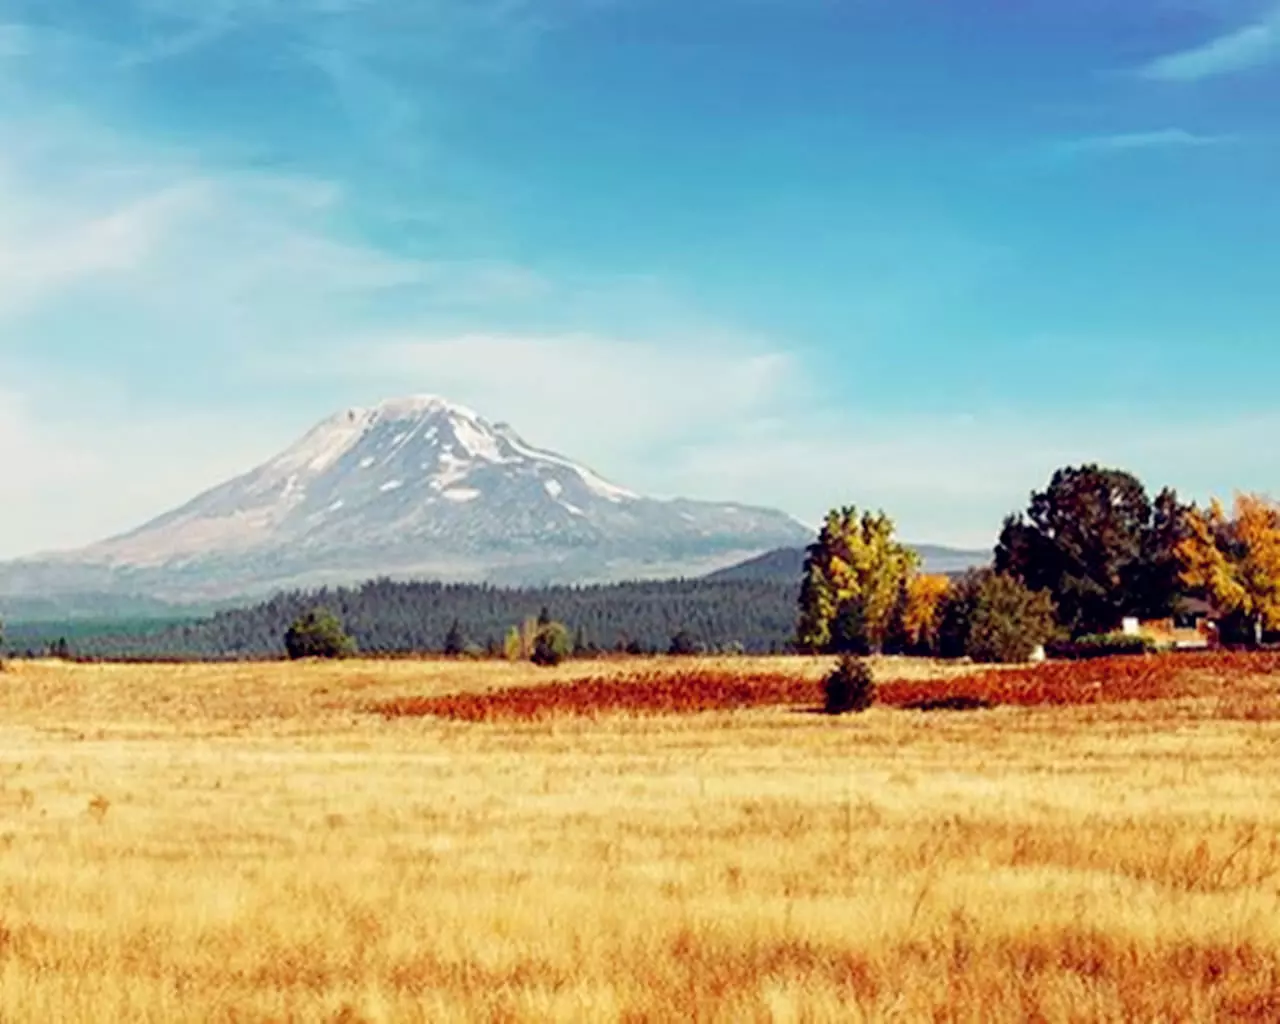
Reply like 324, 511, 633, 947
43, 578, 801, 661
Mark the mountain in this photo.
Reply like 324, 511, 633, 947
0, 396, 812, 602
705, 543, 992, 583
911, 544, 995, 575
704, 547, 811, 583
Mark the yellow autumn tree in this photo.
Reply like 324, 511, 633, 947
797, 507, 920, 653
900, 573, 952, 654
1177, 493, 1280, 645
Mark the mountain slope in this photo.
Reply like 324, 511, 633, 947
705, 544, 992, 583
1, 396, 812, 600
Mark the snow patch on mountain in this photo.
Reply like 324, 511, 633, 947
497, 427, 637, 503
452, 416, 506, 462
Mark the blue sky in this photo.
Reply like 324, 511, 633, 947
0, 0, 1278, 556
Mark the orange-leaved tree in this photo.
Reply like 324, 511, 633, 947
900, 574, 952, 654
1177, 493, 1280, 645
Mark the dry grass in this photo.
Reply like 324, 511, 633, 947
0, 655, 1278, 1021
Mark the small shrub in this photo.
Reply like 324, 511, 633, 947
1047, 632, 1156, 661
904, 695, 994, 712
823, 656, 876, 715
531, 621, 572, 667
284, 608, 357, 660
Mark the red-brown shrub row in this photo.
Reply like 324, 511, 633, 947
880, 651, 1280, 710
374, 671, 823, 722
373, 652, 1280, 723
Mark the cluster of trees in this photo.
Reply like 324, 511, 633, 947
996, 466, 1280, 646
40, 578, 799, 662
1178, 494, 1280, 645
800, 465, 1280, 662
994, 466, 1187, 636
279, 603, 692, 668
796, 507, 1056, 663
496, 609, 574, 667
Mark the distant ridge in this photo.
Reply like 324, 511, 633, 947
705, 544, 992, 583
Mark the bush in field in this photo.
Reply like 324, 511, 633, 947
1047, 633, 1156, 661
965, 573, 1058, 664
823, 656, 876, 715
531, 621, 572, 667
284, 608, 356, 660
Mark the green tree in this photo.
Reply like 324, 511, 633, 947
1135, 488, 1192, 620
965, 573, 1058, 664
573, 625, 600, 658
937, 571, 985, 659
798, 507, 920, 654
442, 619, 466, 657
284, 608, 357, 660
996, 465, 1185, 636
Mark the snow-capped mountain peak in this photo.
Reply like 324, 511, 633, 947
9, 395, 811, 597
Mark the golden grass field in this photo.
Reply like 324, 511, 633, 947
1, 654, 1279, 1022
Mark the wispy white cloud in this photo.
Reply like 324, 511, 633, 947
0, 385, 292, 558
1054, 127, 1236, 157
0, 180, 200, 316
0, 140, 543, 328
315, 330, 800, 465
649, 409, 1280, 547
1139, 7, 1280, 81
119, 0, 552, 68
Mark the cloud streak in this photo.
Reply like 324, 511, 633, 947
1054, 128, 1235, 157
1139, 8, 1280, 81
